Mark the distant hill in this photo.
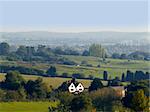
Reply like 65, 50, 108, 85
0, 31, 149, 46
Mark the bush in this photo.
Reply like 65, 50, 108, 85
97, 64, 101, 68
89, 78, 103, 92
61, 73, 69, 78
86, 64, 93, 67
81, 60, 88, 65
72, 73, 85, 79
69, 95, 93, 112
46, 66, 57, 77
89, 87, 120, 111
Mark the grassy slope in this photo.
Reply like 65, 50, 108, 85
0, 74, 93, 88
0, 101, 58, 112
0, 55, 149, 79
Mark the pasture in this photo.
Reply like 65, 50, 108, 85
0, 55, 149, 79
0, 74, 93, 88
0, 101, 59, 112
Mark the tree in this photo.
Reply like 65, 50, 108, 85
122, 80, 149, 110
82, 50, 90, 56
72, 73, 85, 79
89, 78, 103, 92
120, 53, 127, 59
25, 77, 48, 99
131, 90, 149, 111
2, 71, 25, 90
126, 70, 134, 81
89, 87, 120, 111
134, 71, 145, 80
16, 45, 27, 57
121, 73, 125, 82
46, 66, 57, 77
89, 44, 106, 58
70, 95, 93, 112
57, 81, 69, 92
0, 89, 5, 101
103, 71, 108, 80
0, 42, 10, 55
112, 53, 120, 59
109, 77, 121, 86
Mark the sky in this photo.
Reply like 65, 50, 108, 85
0, 0, 149, 32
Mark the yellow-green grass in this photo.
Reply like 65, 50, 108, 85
0, 101, 58, 112
63, 55, 150, 69
0, 73, 93, 88
0, 55, 149, 79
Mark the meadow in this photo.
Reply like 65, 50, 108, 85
0, 73, 93, 88
0, 55, 149, 79
0, 101, 59, 112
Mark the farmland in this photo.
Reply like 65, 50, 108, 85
0, 55, 149, 79
0, 73, 93, 88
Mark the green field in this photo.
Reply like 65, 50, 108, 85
0, 73, 93, 88
0, 55, 149, 79
0, 101, 58, 112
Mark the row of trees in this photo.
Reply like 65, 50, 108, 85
0, 71, 51, 101
111, 51, 150, 60
103, 70, 149, 82
56, 78, 149, 112
1, 42, 149, 62
0, 71, 149, 111
0, 64, 149, 83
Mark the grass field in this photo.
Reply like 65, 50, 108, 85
0, 101, 59, 112
0, 73, 93, 88
0, 55, 149, 79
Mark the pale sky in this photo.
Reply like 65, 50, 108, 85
0, 0, 149, 32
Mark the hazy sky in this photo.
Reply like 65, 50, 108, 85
0, 0, 148, 32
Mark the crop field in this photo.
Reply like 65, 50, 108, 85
0, 101, 59, 112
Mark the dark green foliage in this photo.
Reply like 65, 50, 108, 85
131, 90, 149, 111
111, 101, 132, 112
81, 60, 88, 65
57, 78, 78, 92
2, 71, 25, 90
46, 66, 57, 76
62, 59, 77, 65
56, 92, 74, 106
109, 77, 121, 86
69, 95, 93, 112
121, 73, 125, 82
90, 88, 120, 111
57, 82, 69, 92
82, 50, 90, 56
89, 78, 103, 92
103, 71, 108, 80
0, 65, 44, 76
129, 51, 150, 60
126, 70, 134, 81
120, 53, 127, 59
0, 89, 5, 101
135, 71, 145, 80
0, 42, 10, 55
122, 80, 149, 111
89, 44, 106, 58
111, 53, 120, 59
72, 73, 85, 79
61, 73, 69, 78
25, 77, 48, 99
48, 104, 70, 112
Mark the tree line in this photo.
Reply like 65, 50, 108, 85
0, 71, 149, 112
0, 64, 149, 83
